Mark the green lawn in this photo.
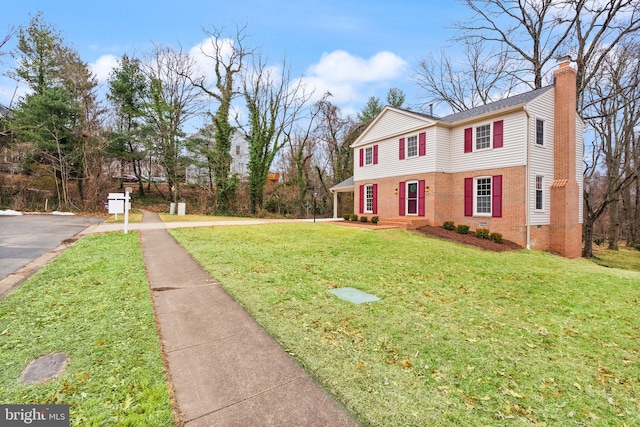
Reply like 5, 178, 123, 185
172, 224, 640, 426
0, 233, 173, 426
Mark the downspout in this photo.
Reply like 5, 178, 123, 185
524, 106, 531, 250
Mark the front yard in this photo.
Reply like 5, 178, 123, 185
172, 223, 640, 426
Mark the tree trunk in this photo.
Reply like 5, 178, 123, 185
582, 216, 595, 258
608, 196, 620, 250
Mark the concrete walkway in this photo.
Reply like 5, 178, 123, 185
138, 211, 358, 426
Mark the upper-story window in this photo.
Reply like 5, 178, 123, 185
359, 145, 378, 167
464, 120, 503, 153
406, 135, 418, 157
476, 125, 491, 150
365, 147, 373, 165
536, 119, 544, 146
399, 132, 426, 160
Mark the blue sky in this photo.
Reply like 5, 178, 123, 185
1, 0, 466, 125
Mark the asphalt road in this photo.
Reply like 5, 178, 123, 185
0, 214, 104, 281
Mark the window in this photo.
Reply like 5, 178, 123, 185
536, 119, 544, 146
365, 184, 374, 212
465, 121, 503, 152
360, 145, 378, 166
476, 124, 491, 150
465, 176, 502, 217
365, 147, 373, 165
476, 177, 492, 214
406, 135, 418, 157
235, 145, 241, 155
535, 176, 544, 210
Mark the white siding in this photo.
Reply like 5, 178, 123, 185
355, 109, 433, 146
527, 90, 555, 225
448, 111, 528, 174
434, 126, 451, 172
354, 127, 437, 181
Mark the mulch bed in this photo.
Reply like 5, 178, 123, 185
332, 220, 523, 252
416, 225, 524, 252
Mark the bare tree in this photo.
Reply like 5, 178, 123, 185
242, 54, 310, 214
451, 0, 640, 111
188, 25, 254, 212
314, 95, 356, 184
582, 39, 640, 256
143, 45, 204, 203
414, 38, 516, 113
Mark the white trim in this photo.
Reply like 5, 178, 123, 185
405, 180, 419, 216
474, 176, 492, 216
405, 135, 419, 158
364, 184, 374, 213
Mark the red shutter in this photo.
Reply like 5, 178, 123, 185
464, 128, 473, 153
399, 181, 406, 216
492, 175, 503, 217
419, 132, 426, 156
373, 145, 378, 165
372, 184, 378, 214
399, 138, 405, 160
418, 180, 425, 217
493, 120, 504, 148
464, 178, 473, 216
359, 185, 364, 214
359, 148, 364, 167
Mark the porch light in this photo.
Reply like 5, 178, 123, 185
425, 186, 430, 194
394, 188, 398, 194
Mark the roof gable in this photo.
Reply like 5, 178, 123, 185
352, 106, 436, 147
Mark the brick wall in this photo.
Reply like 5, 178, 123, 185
550, 61, 582, 258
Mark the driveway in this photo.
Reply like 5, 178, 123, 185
0, 214, 104, 287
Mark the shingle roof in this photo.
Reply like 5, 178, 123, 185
330, 176, 354, 191
440, 85, 554, 123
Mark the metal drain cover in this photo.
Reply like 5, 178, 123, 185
329, 287, 379, 304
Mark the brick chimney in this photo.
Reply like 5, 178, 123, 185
549, 60, 582, 258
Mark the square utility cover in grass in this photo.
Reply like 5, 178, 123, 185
329, 287, 379, 304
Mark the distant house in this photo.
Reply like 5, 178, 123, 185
334, 61, 583, 258
0, 104, 20, 173
185, 129, 250, 184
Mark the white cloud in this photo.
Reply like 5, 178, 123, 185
90, 54, 120, 83
189, 37, 236, 83
300, 50, 408, 106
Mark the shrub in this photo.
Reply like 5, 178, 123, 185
635, 243, 640, 251
371, 216, 379, 224
360, 216, 368, 223
456, 224, 470, 234
349, 214, 359, 222
594, 237, 605, 246
475, 228, 490, 239
443, 221, 455, 230
490, 232, 503, 244
343, 213, 351, 220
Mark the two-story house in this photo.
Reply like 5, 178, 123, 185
343, 61, 583, 258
